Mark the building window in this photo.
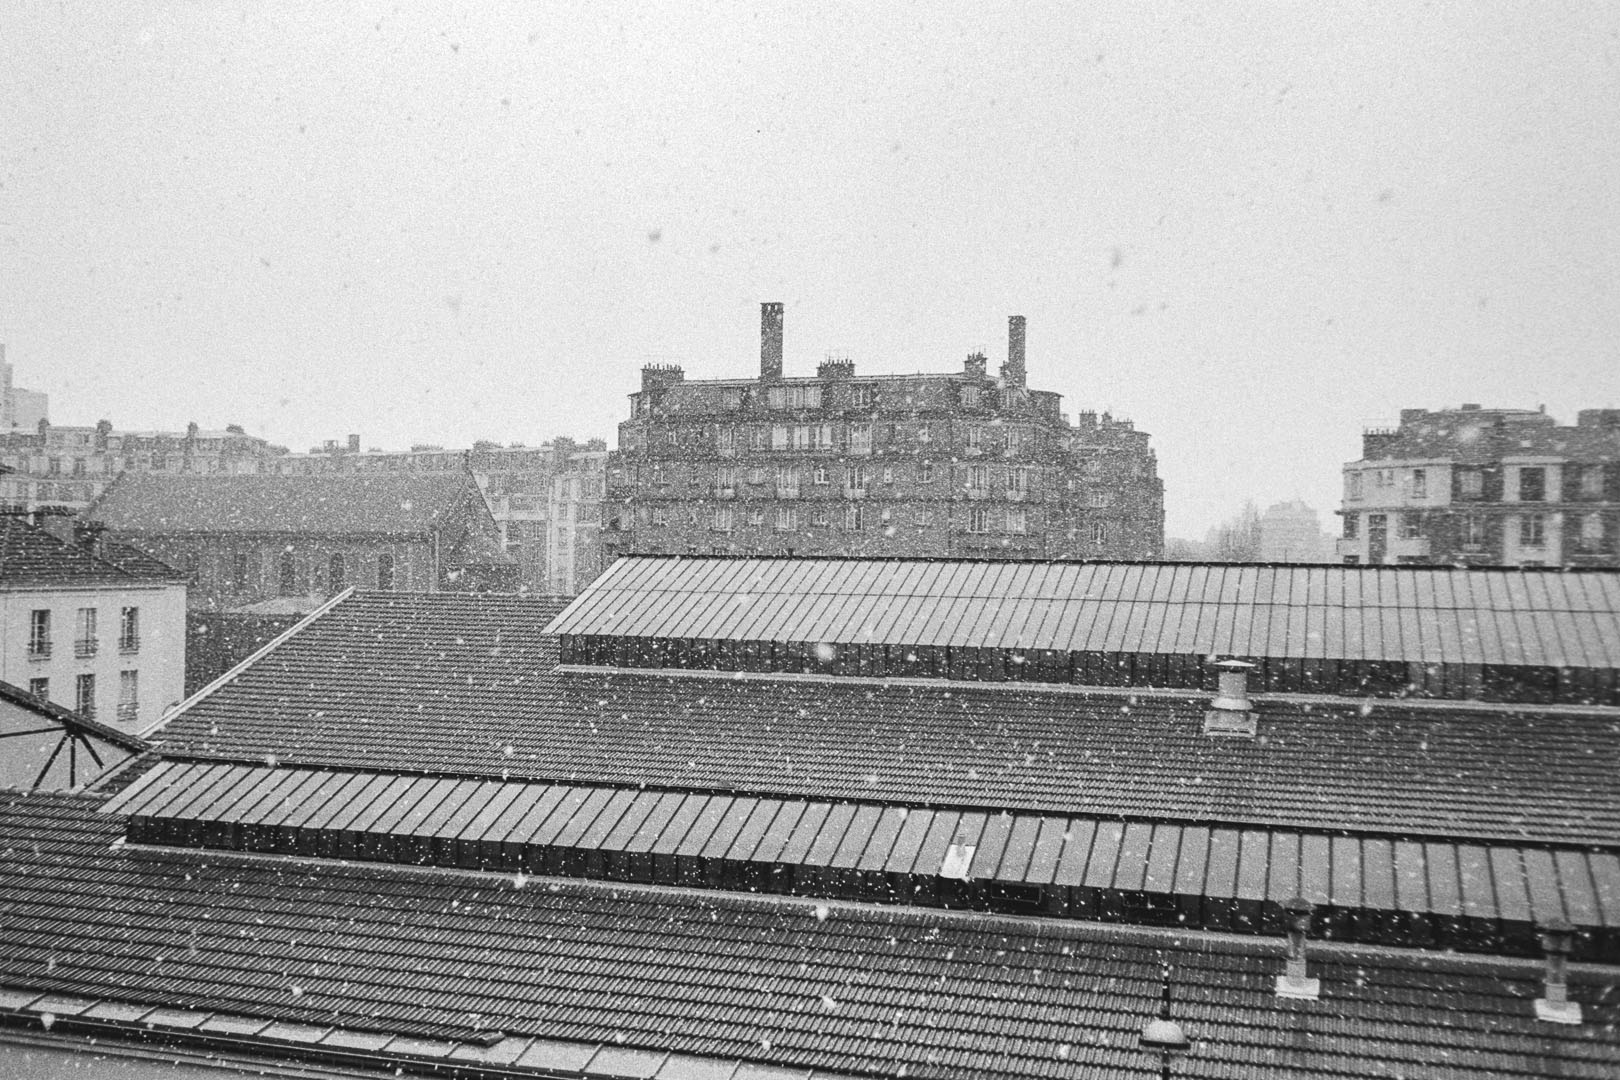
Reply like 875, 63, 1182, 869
961, 386, 981, 407
717, 427, 738, 451
329, 553, 347, 593
774, 507, 796, 532
771, 425, 789, 450
845, 464, 869, 492
967, 426, 984, 451
1005, 507, 1028, 534
813, 465, 830, 485
119, 606, 140, 653
1577, 513, 1606, 552
1410, 469, 1427, 498
1520, 513, 1546, 548
1343, 514, 1359, 540
278, 552, 298, 595
232, 552, 251, 591
748, 508, 765, 527
853, 385, 876, 408
75, 608, 98, 658
29, 609, 52, 658
1008, 467, 1029, 494
377, 553, 395, 590
1091, 521, 1108, 544
1461, 514, 1485, 548
712, 506, 734, 532
29, 678, 48, 702
767, 385, 821, 409
1458, 468, 1484, 497
1401, 514, 1423, 539
882, 465, 893, 484
776, 465, 802, 497
845, 505, 864, 531
118, 670, 139, 725
968, 507, 989, 533
967, 465, 988, 492
917, 423, 931, 443
920, 462, 934, 483
75, 673, 96, 720
716, 465, 737, 492
748, 466, 766, 485
1347, 472, 1364, 499
1519, 467, 1545, 502
652, 506, 669, 526
722, 387, 743, 410
848, 424, 872, 453
812, 508, 829, 526
1580, 465, 1605, 498
1089, 491, 1109, 508
912, 508, 930, 526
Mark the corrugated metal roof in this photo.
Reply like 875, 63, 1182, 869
547, 557, 1620, 668
105, 761, 1620, 933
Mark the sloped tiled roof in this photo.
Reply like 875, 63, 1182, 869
547, 556, 1620, 669
154, 592, 1620, 846
0, 516, 184, 587
2, 792, 1615, 1080
85, 472, 482, 536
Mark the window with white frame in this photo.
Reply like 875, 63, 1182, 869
1579, 513, 1605, 550
967, 426, 984, 450
775, 506, 796, 531
75, 607, 98, 658
747, 508, 765, 526
853, 385, 876, 408
1580, 465, 1605, 498
848, 423, 872, 453
814, 465, 830, 485
1091, 521, 1108, 544
846, 505, 865, 531
118, 670, 139, 724
967, 507, 989, 533
771, 425, 789, 450
882, 465, 893, 484
1410, 469, 1427, 498
29, 609, 51, 658
712, 506, 734, 531
967, 465, 988, 491
1460, 515, 1484, 547
1005, 507, 1027, 534
920, 462, 934, 483
812, 508, 829, 526
1457, 469, 1483, 497
1520, 513, 1545, 547
75, 673, 96, 719
1008, 467, 1029, 493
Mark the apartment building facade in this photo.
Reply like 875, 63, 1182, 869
602, 304, 1164, 561
1338, 404, 1620, 567
0, 515, 187, 734
0, 417, 286, 513
265, 436, 608, 594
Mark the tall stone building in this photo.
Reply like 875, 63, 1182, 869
0, 345, 49, 434
265, 436, 608, 594
602, 304, 1164, 561
1337, 404, 1620, 566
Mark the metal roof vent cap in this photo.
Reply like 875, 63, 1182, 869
1534, 917, 1582, 1024
1275, 896, 1320, 1000
1203, 659, 1257, 737
1138, 966, 1191, 1079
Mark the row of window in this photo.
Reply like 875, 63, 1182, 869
1343, 511, 1609, 549
639, 504, 1113, 541
26, 607, 139, 659
647, 421, 1044, 454
228, 552, 396, 596
1348, 464, 1608, 502
657, 382, 1027, 414
27, 671, 139, 723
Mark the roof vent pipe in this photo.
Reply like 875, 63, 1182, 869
1534, 917, 1582, 1024
1203, 659, 1257, 737
1274, 897, 1320, 1000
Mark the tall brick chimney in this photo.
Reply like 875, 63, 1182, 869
1003, 315, 1026, 388
760, 302, 784, 382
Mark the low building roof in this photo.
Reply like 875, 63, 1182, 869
0, 516, 184, 588
547, 556, 1620, 670
85, 472, 483, 537
154, 592, 1620, 847
1, 791, 1614, 1080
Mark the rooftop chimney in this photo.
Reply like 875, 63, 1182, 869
1275, 897, 1320, 1000
760, 302, 784, 382
1002, 315, 1026, 389
964, 352, 987, 379
348, 433, 360, 453
1534, 917, 1582, 1024
1203, 659, 1257, 736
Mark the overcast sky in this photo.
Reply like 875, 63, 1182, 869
4, 2, 1617, 538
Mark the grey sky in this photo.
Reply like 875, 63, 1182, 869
3, 2, 1617, 538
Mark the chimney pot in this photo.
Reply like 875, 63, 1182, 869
1204, 659, 1257, 736
1535, 917, 1582, 1024
760, 302, 784, 382
1275, 896, 1320, 1000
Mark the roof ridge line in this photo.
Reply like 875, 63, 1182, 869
143, 587, 355, 738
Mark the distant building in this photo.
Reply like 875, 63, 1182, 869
0, 345, 49, 434
261, 436, 608, 594
0, 513, 187, 733
83, 470, 518, 614
0, 416, 287, 514
603, 304, 1164, 561
1258, 500, 1332, 562
1338, 404, 1620, 566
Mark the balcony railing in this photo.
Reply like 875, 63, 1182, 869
28, 641, 51, 660
119, 635, 140, 654
75, 638, 99, 658
117, 703, 139, 725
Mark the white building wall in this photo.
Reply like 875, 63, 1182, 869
0, 582, 187, 734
